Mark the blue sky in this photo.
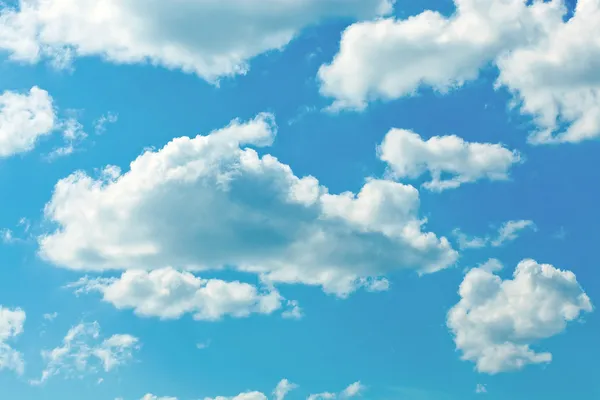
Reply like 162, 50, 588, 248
0, 0, 598, 399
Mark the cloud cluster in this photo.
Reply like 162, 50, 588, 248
67, 268, 288, 321
320, 0, 600, 143
0, 306, 26, 375
39, 113, 457, 297
448, 259, 593, 374
31, 321, 139, 385
378, 128, 521, 191
0, 86, 56, 158
452, 219, 536, 250
0, 0, 391, 82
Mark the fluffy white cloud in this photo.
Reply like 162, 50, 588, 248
318, 0, 558, 110
320, 0, 600, 144
0, 0, 391, 82
273, 379, 298, 400
378, 128, 521, 191
447, 259, 593, 374
340, 382, 365, 398
496, 0, 600, 143
67, 268, 288, 321
0, 86, 56, 157
31, 321, 139, 385
452, 219, 536, 250
308, 381, 365, 400
39, 113, 457, 297
141, 396, 177, 400
0, 306, 26, 375
204, 392, 267, 400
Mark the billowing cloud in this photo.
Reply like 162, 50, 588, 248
378, 128, 521, 191
273, 379, 298, 400
320, 0, 600, 144
0, 306, 26, 375
31, 321, 139, 385
67, 268, 288, 321
39, 113, 457, 297
0, 86, 56, 157
447, 259, 593, 374
0, 0, 391, 82
496, 0, 600, 144
452, 219, 536, 250
318, 0, 557, 110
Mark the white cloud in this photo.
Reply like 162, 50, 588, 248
318, 0, 558, 110
452, 219, 536, 250
39, 113, 457, 297
319, 0, 600, 144
0, 306, 26, 375
94, 112, 118, 135
141, 396, 177, 400
341, 382, 365, 398
204, 392, 267, 400
0, 86, 56, 157
281, 300, 303, 320
308, 381, 365, 400
66, 268, 289, 321
43, 312, 58, 321
475, 383, 487, 394
496, 0, 600, 143
47, 116, 88, 159
490, 220, 536, 247
31, 321, 139, 385
0, 0, 391, 82
378, 128, 521, 191
273, 379, 298, 400
447, 259, 593, 374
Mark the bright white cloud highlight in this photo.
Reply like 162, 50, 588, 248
496, 0, 600, 143
31, 321, 139, 385
67, 268, 288, 321
378, 128, 521, 191
452, 219, 536, 250
0, 306, 26, 375
447, 259, 593, 374
320, 0, 600, 144
0, 86, 56, 157
0, 0, 391, 82
39, 113, 457, 297
273, 379, 298, 400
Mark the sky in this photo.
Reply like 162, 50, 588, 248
0, 0, 598, 399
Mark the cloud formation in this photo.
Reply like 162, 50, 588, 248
0, 306, 26, 375
452, 220, 536, 250
31, 321, 139, 385
67, 268, 288, 321
0, 0, 391, 82
378, 128, 521, 191
448, 259, 593, 374
320, 0, 600, 144
39, 113, 457, 297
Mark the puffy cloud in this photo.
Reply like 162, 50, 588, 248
141, 396, 177, 400
39, 113, 457, 297
340, 382, 365, 398
31, 321, 139, 385
378, 128, 521, 191
318, 0, 559, 110
273, 379, 298, 400
204, 392, 267, 400
447, 259, 593, 374
308, 381, 365, 400
319, 0, 600, 144
67, 268, 288, 321
0, 306, 26, 375
452, 219, 536, 250
496, 0, 600, 143
0, 0, 391, 82
0, 86, 56, 157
